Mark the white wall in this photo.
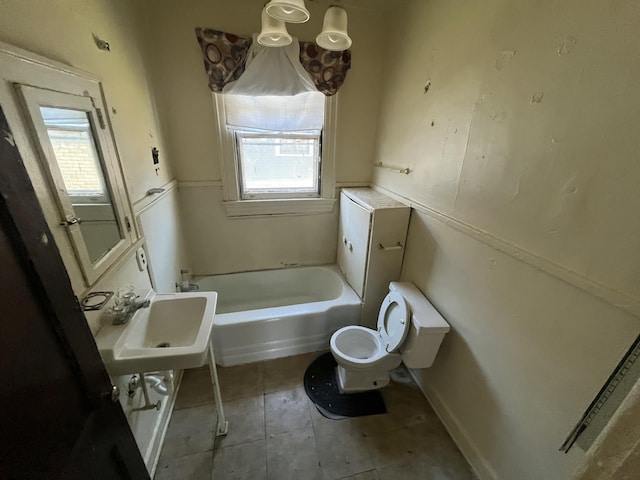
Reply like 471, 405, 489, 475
136, 183, 190, 292
372, 0, 640, 478
179, 184, 338, 274
137, 0, 386, 274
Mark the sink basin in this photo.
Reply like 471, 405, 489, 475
95, 290, 218, 376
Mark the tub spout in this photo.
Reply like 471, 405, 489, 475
176, 282, 199, 292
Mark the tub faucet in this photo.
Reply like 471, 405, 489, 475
177, 268, 199, 292
110, 292, 150, 325
178, 283, 199, 292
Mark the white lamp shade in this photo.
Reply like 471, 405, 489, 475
265, 0, 310, 24
316, 6, 352, 51
258, 8, 292, 47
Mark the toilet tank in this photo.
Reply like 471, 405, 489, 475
389, 282, 450, 369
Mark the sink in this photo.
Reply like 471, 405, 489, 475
95, 290, 218, 376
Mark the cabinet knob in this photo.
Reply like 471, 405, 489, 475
348, 242, 353, 252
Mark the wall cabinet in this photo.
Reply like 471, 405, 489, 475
337, 188, 410, 328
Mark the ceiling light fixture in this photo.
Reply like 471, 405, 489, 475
261, 1, 352, 51
258, 7, 293, 47
315, 6, 351, 51
265, 0, 311, 24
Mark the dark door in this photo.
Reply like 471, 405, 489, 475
0, 105, 150, 479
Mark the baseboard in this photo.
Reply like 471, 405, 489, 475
407, 368, 497, 480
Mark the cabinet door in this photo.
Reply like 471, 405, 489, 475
361, 207, 411, 326
337, 192, 371, 298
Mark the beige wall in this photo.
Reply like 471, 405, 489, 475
0, 0, 174, 203
372, 0, 640, 478
0, 0, 183, 471
137, 0, 386, 274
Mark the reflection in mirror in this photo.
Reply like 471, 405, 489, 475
40, 107, 122, 263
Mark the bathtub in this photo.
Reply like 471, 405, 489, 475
196, 265, 362, 366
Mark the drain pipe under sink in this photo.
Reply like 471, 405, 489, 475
128, 372, 172, 412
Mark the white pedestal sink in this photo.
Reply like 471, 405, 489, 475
95, 290, 228, 436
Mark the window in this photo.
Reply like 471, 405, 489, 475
216, 92, 337, 216
236, 130, 321, 199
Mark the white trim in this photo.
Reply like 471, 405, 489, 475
223, 198, 335, 217
321, 94, 338, 199
371, 184, 640, 319
177, 180, 368, 190
133, 179, 178, 214
0, 41, 98, 81
213, 92, 338, 215
214, 93, 240, 202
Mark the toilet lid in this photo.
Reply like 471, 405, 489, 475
377, 291, 410, 353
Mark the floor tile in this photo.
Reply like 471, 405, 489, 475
263, 351, 320, 393
338, 470, 380, 480
376, 459, 431, 480
378, 460, 475, 480
215, 395, 265, 449
160, 354, 476, 480
383, 381, 447, 434
154, 451, 212, 480
175, 368, 215, 410
313, 418, 376, 480
266, 428, 322, 480
265, 386, 312, 436
368, 423, 434, 470
212, 440, 266, 480
160, 403, 216, 459
218, 362, 264, 400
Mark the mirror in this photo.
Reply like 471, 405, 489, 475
18, 84, 134, 286
40, 107, 122, 263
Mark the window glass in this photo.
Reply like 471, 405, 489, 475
236, 130, 320, 197
40, 107, 109, 202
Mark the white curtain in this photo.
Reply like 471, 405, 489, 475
223, 35, 317, 96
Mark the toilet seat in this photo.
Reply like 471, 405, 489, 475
330, 325, 387, 367
377, 291, 410, 353
330, 291, 411, 370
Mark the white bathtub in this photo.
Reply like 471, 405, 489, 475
196, 265, 362, 366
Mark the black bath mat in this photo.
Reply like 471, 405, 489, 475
303, 352, 387, 418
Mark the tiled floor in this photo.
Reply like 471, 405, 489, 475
155, 352, 476, 480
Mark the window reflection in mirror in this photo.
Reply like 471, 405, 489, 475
40, 107, 122, 263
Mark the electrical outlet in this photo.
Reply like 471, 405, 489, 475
136, 247, 148, 271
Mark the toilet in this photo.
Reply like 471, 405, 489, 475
330, 282, 450, 393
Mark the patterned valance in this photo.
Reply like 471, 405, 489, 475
195, 27, 351, 96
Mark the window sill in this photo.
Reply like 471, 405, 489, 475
223, 198, 336, 217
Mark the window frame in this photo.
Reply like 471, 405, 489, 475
214, 92, 337, 217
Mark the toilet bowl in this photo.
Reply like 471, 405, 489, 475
330, 282, 450, 393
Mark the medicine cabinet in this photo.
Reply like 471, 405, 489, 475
15, 82, 134, 286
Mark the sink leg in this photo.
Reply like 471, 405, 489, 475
208, 341, 228, 436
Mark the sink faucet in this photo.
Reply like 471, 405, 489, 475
110, 291, 150, 325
